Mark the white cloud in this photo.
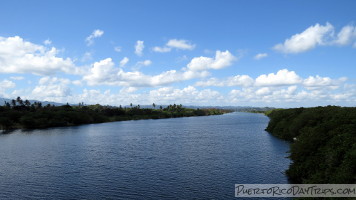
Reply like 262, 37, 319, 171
148, 86, 223, 105
119, 57, 129, 67
274, 23, 356, 53
196, 75, 254, 87
136, 60, 152, 67
83, 51, 234, 88
0, 79, 16, 98
83, 58, 209, 87
83, 58, 116, 86
2, 75, 353, 107
85, 29, 104, 46
255, 69, 302, 86
153, 39, 195, 53
72, 80, 82, 86
166, 39, 195, 50
334, 25, 356, 46
187, 50, 236, 71
1, 79, 15, 89
114, 46, 122, 52
81, 52, 93, 62
120, 87, 137, 93
0, 36, 81, 75
254, 53, 268, 60
43, 39, 52, 45
256, 87, 271, 96
226, 75, 255, 87
135, 40, 144, 56
274, 23, 334, 53
152, 46, 171, 53
32, 77, 72, 101
10, 76, 24, 80
303, 75, 347, 90
196, 69, 348, 95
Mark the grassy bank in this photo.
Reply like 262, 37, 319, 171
265, 106, 356, 184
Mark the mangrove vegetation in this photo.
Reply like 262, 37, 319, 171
0, 97, 230, 131
265, 106, 356, 184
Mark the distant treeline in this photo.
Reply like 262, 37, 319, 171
265, 106, 355, 184
238, 107, 275, 113
0, 97, 231, 130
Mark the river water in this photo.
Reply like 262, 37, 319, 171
0, 112, 290, 199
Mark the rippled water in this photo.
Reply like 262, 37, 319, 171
0, 112, 290, 199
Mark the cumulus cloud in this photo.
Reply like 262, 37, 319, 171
135, 40, 144, 56
152, 46, 171, 53
196, 75, 254, 87
153, 39, 195, 53
148, 86, 223, 105
136, 60, 152, 67
255, 87, 272, 96
303, 75, 347, 90
274, 23, 356, 53
187, 50, 236, 71
255, 69, 302, 86
274, 23, 334, 53
0, 79, 16, 98
32, 77, 72, 101
85, 29, 104, 46
254, 53, 268, 60
83, 51, 233, 87
0, 36, 81, 75
334, 25, 356, 46
43, 39, 52, 45
83, 58, 209, 87
167, 39, 195, 50
1, 79, 16, 89
119, 57, 129, 67
120, 87, 137, 93
196, 68, 348, 98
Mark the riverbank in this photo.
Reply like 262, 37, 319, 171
0, 101, 231, 131
265, 106, 355, 184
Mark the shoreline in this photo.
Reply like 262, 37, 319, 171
0, 103, 232, 132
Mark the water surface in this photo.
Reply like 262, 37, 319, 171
0, 112, 290, 199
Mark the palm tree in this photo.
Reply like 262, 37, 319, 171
11, 99, 16, 107
4, 101, 11, 108
24, 100, 31, 106
16, 96, 23, 106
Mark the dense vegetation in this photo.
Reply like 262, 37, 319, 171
238, 107, 275, 113
265, 106, 356, 184
0, 97, 230, 131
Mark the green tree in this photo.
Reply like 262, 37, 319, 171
11, 99, 16, 107
24, 100, 31, 106
16, 96, 23, 106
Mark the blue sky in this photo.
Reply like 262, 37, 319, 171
0, 0, 355, 107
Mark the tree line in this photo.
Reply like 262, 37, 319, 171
265, 106, 355, 184
0, 97, 231, 130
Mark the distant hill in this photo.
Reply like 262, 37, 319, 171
0, 97, 64, 106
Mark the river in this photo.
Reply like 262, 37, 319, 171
0, 112, 290, 199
